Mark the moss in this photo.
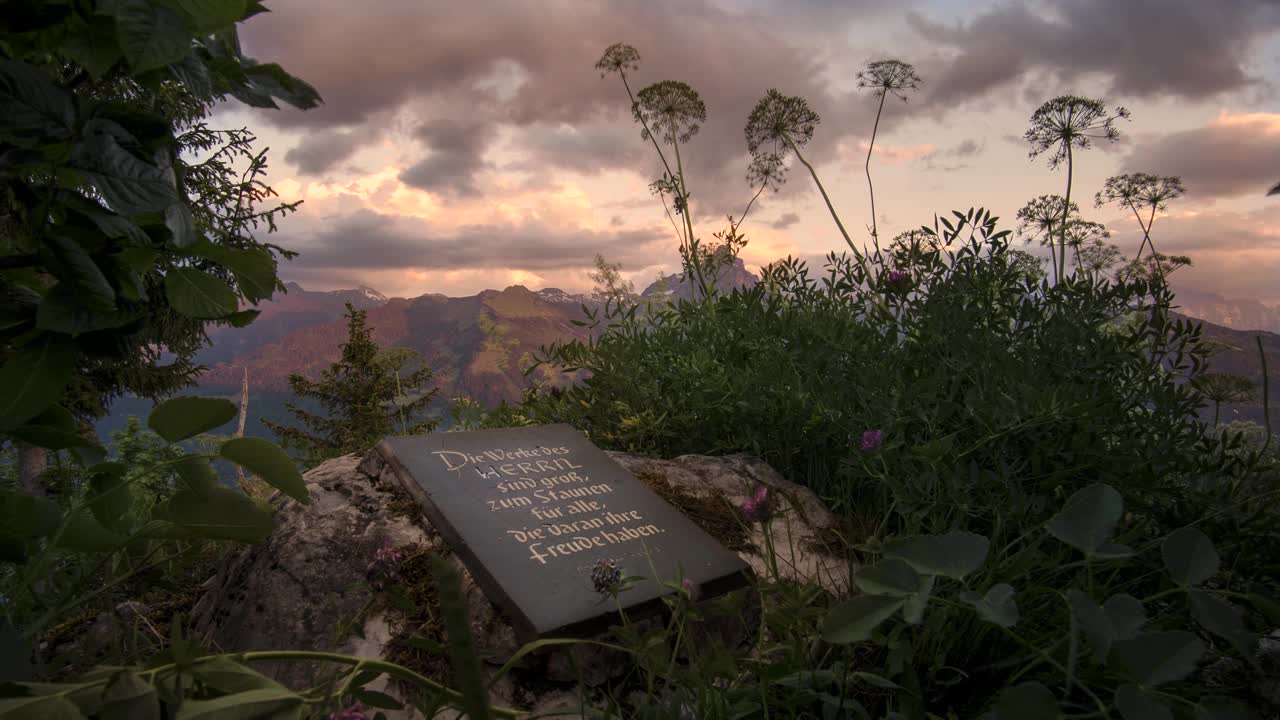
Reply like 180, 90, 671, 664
634, 469, 755, 553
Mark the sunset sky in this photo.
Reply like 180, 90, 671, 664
213, 0, 1280, 303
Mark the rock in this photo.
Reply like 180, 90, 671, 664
193, 449, 846, 718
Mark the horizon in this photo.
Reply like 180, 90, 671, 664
213, 0, 1280, 304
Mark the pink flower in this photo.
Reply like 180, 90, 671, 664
681, 577, 699, 600
740, 484, 774, 523
366, 543, 404, 590
330, 703, 370, 720
860, 430, 884, 452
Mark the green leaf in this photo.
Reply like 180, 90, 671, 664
218, 438, 307, 503
4, 406, 100, 453
60, 192, 148, 244
1115, 685, 1172, 720
1066, 590, 1114, 663
820, 595, 905, 644
100, 670, 159, 720
57, 510, 127, 552
1046, 483, 1123, 556
0, 695, 85, 719
189, 657, 285, 694
882, 531, 989, 580
1188, 589, 1254, 659
164, 0, 248, 32
1104, 594, 1146, 640
40, 234, 115, 309
1162, 527, 1219, 586
852, 558, 920, 597
185, 242, 276, 303
169, 53, 213, 100
0, 338, 75, 432
0, 490, 62, 539
71, 133, 179, 216
148, 396, 237, 442
165, 269, 238, 319
62, 14, 125, 80
172, 687, 303, 719
240, 63, 322, 110
222, 310, 261, 328
36, 284, 141, 337
989, 682, 1058, 720
107, 0, 193, 74
87, 463, 131, 529
1109, 631, 1204, 686
166, 487, 274, 542
0, 60, 75, 142
173, 456, 220, 495
960, 583, 1019, 628
901, 573, 934, 625
165, 202, 197, 249
353, 689, 403, 710
1246, 593, 1280, 626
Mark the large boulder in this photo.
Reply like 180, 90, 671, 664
191, 448, 848, 718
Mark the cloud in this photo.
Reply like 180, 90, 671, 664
283, 129, 369, 175
920, 137, 985, 171
1119, 112, 1280, 200
909, 0, 1280, 109
278, 208, 669, 274
770, 212, 800, 229
398, 118, 499, 196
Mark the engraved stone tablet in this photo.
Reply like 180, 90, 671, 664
376, 424, 753, 640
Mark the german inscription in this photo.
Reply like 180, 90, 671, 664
376, 424, 751, 640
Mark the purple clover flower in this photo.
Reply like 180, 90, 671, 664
591, 557, 622, 594
887, 270, 909, 284
681, 577, 700, 602
330, 702, 370, 720
740, 484, 774, 523
860, 429, 884, 452
366, 543, 404, 590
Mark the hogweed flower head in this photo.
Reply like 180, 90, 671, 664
591, 557, 623, 595
860, 429, 884, 452
856, 60, 922, 101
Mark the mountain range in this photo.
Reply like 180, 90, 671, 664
95, 261, 1277, 443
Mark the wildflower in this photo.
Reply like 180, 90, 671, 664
885, 269, 910, 288
330, 702, 370, 720
591, 558, 623, 595
860, 429, 884, 452
681, 577, 700, 602
365, 543, 404, 590
740, 484, 774, 523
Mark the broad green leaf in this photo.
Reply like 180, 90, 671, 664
1104, 594, 1146, 640
1109, 631, 1204, 686
4, 406, 102, 453
57, 511, 127, 552
0, 490, 61, 539
902, 573, 935, 625
165, 202, 197, 249
166, 487, 274, 542
186, 242, 276, 303
0, 60, 75, 142
166, 0, 248, 32
960, 583, 1019, 628
989, 682, 1058, 720
172, 687, 303, 719
821, 595, 904, 644
1188, 589, 1254, 660
222, 309, 261, 328
0, 338, 75, 431
107, 0, 193, 73
218, 437, 308, 503
0, 694, 85, 719
189, 657, 285, 694
1246, 593, 1280, 625
1162, 527, 1219, 586
40, 234, 115, 309
100, 670, 158, 720
173, 456, 220, 495
36, 284, 141, 337
1195, 698, 1262, 720
71, 134, 179, 216
87, 463, 131, 528
1046, 483, 1123, 556
241, 63, 323, 110
62, 14, 125, 80
169, 53, 213, 100
165, 269, 238, 319
882, 531, 989, 580
1066, 590, 1114, 663
852, 558, 920, 597
1115, 685, 1172, 720
148, 396, 237, 442
353, 689, 403, 710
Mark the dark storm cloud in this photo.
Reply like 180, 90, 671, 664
909, 0, 1280, 109
283, 129, 368, 175
398, 118, 498, 196
769, 212, 800, 229
282, 208, 669, 272
237, 0, 887, 219
1120, 117, 1280, 200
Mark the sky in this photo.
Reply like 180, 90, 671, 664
212, 0, 1280, 303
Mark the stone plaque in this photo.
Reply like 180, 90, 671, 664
376, 424, 752, 640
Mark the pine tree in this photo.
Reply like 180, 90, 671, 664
264, 304, 439, 466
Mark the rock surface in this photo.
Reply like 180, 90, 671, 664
191, 448, 848, 718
